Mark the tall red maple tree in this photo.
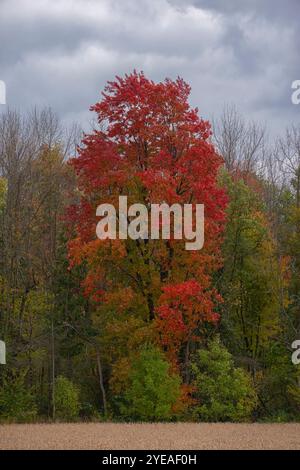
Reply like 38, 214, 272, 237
67, 71, 227, 376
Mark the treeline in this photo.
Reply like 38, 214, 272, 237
0, 74, 299, 422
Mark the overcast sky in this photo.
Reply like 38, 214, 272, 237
0, 0, 299, 137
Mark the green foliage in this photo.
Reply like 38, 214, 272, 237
79, 401, 103, 421
119, 346, 181, 421
1, 99, 300, 424
0, 369, 37, 422
54, 376, 80, 421
219, 173, 282, 364
191, 337, 258, 422
257, 344, 297, 419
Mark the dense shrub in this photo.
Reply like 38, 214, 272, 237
54, 375, 80, 420
191, 337, 258, 422
120, 346, 181, 421
256, 344, 300, 421
0, 369, 37, 422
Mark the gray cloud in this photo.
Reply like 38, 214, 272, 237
0, 0, 299, 137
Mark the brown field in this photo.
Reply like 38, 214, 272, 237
0, 422, 300, 450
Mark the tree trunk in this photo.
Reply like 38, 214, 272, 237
96, 349, 107, 417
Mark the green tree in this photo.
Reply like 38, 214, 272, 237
219, 173, 284, 371
120, 346, 181, 421
54, 376, 80, 421
191, 337, 257, 422
0, 369, 37, 422
258, 343, 300, 421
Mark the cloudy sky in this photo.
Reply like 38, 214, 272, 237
0, 0, 299, 136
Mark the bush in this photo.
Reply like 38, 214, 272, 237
120, 346, 181, 421
54, 375, 80, 421
79, 401, 103, 421
0, 369, 37, 422
257, 344, 300, 421
191, 337, 257, 422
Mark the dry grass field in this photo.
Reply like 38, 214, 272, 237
0, 423, 300, 450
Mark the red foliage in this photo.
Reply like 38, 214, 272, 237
67, 71, 227, 372
156, 280, 221, 365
